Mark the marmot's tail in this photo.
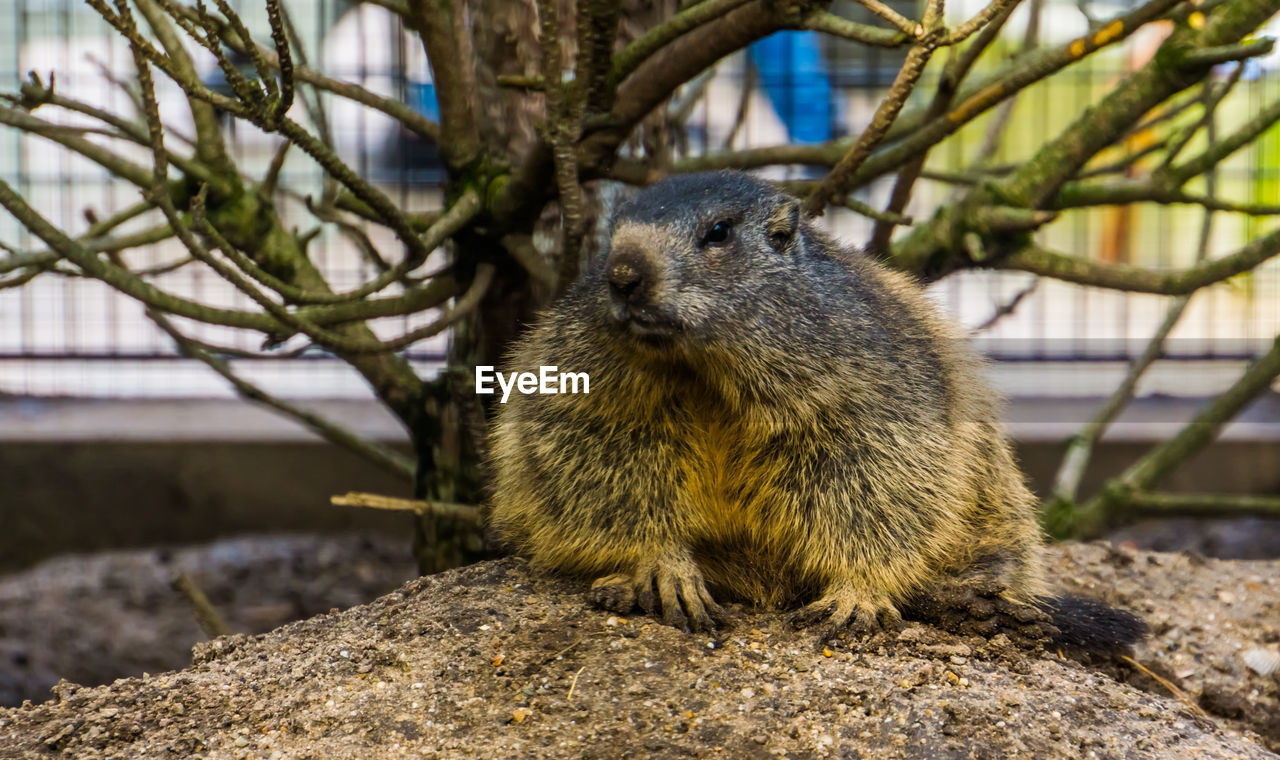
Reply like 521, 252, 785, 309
1037, 595, 1148, 654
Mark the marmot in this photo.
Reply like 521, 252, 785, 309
487, 171, 1143, 649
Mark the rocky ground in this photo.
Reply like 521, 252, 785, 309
0, 541, 1277, 759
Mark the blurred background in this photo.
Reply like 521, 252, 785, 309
2, 0, 1279, 705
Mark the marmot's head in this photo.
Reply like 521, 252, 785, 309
590, 171, 806, 355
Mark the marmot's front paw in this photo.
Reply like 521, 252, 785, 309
586, 552, 726, 633
789, 587, 903, 642
588, 573, 636, 612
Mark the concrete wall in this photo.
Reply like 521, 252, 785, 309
3, 396, 1280, 571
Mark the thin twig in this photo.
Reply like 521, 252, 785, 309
1127, 492, 1280, 516
0, 268, 43, 290
1119, 656, 1204, 714
0, 178, 278, 331
946, 0, 1024, 44
721, 62, 756, 151
1064, 332, 1280, 537
1158, 63, 1243, 171
1047, 293, 1191, 505
567, 666, 586, 700
968, 0, 1041, 172
330, 491, 481, 523
0, 224, 174, 274
263, 0, 294, 125
969, 279, 1038, 334
851, 0, 923, 37
171, 572, 232, 639
676, 0, 1182, 186
1047, 71, 1226, 529
164, 0, 439, 143
803, 10, 911, 47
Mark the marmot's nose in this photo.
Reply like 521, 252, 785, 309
606, 244, 654, 307
608, 261, 644, 302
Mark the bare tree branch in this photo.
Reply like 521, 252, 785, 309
1045, 74, 1229, 532
170, 571, 231, 639
1167, 90, 1280, 183
0, 105, 164, 190
577, 1, 624, 114
6, 72, 217, 186
149, 310, 416, 482
131, 0, 233, 174
676, 0, 1182, 183
997, 227, 1280, 294
165, 0, 441, 143
804, 3, 944, 215
1000, 0, 1280, 210
331, 491, 480, 523
803, 9, 910, 47
539, 0, 590, 293
1048, 294, 1191, 510
1157, 62, 1244, 170
581, 0, 793, 172
850, 0, 922, 37
405, 0, 481, 169
1061, 331, 1280, 537
1125, 492, 1280, 517
0, 177, 280, 331
867, 0, 1019, 252
0, 224, 176, 276
1052, 180, 1280, 215
946, 0, 1023, 44
966, 0, 1041, 173
612, 0, 754, 81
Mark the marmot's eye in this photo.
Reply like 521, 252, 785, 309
703, 220, 733, 246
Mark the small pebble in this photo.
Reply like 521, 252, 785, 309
1242, 648, 1280, 677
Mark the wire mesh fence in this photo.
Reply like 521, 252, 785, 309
1, 0, 1278, 399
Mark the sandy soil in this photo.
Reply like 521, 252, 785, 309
1, 542, 1277, 759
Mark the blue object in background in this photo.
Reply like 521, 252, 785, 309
406, 81, 440, 122
748, 31, 834, 144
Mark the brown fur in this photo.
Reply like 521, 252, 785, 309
486, 171, 1047, 635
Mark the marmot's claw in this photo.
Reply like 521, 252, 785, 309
786, 600, 835, 630
589, 553, 724, 633
704, 597, 731, 627
635, 578, 658, 616
653, 557, 719, 633
661, 588, 690, 631
791, 590, 902, 640
682, 580, 728, 633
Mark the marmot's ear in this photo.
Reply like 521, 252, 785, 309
767, 198, 800, 253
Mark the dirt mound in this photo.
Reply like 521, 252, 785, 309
0, 533, 417, 707
2, 543, 1278, 758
